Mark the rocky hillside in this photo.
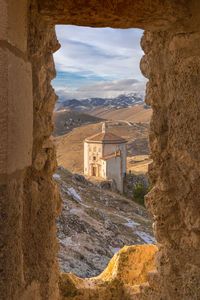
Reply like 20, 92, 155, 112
54, 167, 155, 278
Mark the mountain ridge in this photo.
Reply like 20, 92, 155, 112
55, 92, 145, 112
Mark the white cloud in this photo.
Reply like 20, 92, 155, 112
56, 79, 146, 100
53, 26, 145, 83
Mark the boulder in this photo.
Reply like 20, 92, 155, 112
100, 179, 117, 192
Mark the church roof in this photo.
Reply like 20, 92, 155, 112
85, 132, 126, 144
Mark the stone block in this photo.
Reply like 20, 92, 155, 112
0, 46, 8, 176
0, 0, 28, 53
5, 48, 33, 174
0, 0, 7, 40
8, 0, 28, 52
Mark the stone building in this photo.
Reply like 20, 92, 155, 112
84, 123, 126, 192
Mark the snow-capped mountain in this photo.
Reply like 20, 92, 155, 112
55, 93, 145, 112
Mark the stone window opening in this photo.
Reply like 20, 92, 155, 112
51, 23, 157, 288
3, 1, 200, 299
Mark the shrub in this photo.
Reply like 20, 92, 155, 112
133, 182, 149, 206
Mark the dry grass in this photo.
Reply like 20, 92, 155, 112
54, 121, 150, 175
88, 104, 152, 123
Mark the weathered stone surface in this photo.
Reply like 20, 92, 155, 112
0, 1, 33, 299
1, 0, 200, 299
7, 51, 33, 174
21, 1, 62, 299
59, 245, 157, 300
142, 30, 200, 299
0, 47, 8, 176
0, 48, 33, 175
0, 0, 28, 52
0, 175, 24, 299
0, 0, 7, 41
37, 0, 200, 32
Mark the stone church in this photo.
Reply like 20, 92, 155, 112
84, 122, 127, 192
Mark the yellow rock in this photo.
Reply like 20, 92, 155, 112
59, 245, 157, 300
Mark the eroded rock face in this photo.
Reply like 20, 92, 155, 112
141, 30, 200, 299
20, 1, 62, 299
37, 0, 200, 32
59, 245, 157, 300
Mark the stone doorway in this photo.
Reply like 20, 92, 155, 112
92, 166, 97, 176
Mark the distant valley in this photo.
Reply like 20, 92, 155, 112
53, 93, 152, 176
53, 93, 154, 277
54, 116, 151, 176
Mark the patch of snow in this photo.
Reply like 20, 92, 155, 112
135, 231, 156, 244
109, 246, 121, 254
69, 208, 83, 214
61, 236, 80, 247
123, 218, 140, 229
79, 202, 90, 208
53, 173, 61, 179
68, 187, 82, 202
67, 187, 90, 208
115, 214, 139, 228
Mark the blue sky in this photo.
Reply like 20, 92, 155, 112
52, 26, 146, 99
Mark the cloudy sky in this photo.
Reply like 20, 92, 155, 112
52, 25, 146, 99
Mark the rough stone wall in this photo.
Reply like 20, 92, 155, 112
1, 1, 200, 299
0, 0, 33, 299
37, 0, 200, 32
22, 1, 62, 299
141, 30, 200, 299
0, 0, 62, 299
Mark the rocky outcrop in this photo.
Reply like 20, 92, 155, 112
141, 30, 200, 299
72, 174, 91, 186
100, 179, 117, 192
59, 245, 157, 300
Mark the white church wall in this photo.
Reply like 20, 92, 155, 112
84, 142, 104, 177
103, 143, 118, 157
106, 156, 123, 193
102, 160, 107, 178
84, 142, 89, 175
103, 143, 126, 175
119, 143, 127, 174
